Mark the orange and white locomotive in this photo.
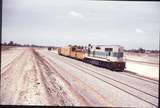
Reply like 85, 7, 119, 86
58, 45, 126, 71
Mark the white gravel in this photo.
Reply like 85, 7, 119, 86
125, 53, 159, 80
1, 47, 158, 107
38, 49, 158, 107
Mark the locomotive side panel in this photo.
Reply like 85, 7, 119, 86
85, 45, 125, 71
60, 47, 71, 56
70, 51, 77, 58
75, 51, 85, 60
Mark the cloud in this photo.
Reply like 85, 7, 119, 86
69, 11, 84, 18
136, 28, 144, 33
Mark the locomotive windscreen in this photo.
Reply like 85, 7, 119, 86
105, 48, 113, 51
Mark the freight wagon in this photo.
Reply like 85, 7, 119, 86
58, 46, 71, 57
58, 45, 125, 71
58, 46, 85, 61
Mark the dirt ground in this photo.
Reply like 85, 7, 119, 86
1, 47, 158, 107
1, 48, 78, 105
0, 47, 110, 106
124, 52, 159, 80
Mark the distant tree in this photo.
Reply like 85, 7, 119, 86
81, 46, 84, 49
77, 45, 81, 49
68, 44, 72, 47
48, 47, 51, 50
31, 44, 34, 47
88, 44, 91, 48
14, 42, 18, 46
24, 44, 30, 47
150, 50, 159, 54
138, 47, 145, 53
74, 45, 77, 47
8, 41, 14, 46
2, 42, 7, 46
84, 46, 87, 49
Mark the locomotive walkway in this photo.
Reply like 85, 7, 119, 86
1, 47, 159, 107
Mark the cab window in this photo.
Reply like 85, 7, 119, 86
96, 47, 101, 50
113, 52, 123, 58
105, 48, 112, 51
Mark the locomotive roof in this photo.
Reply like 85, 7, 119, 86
62, 45, 123, 48
91, 45, 123, 48
93, 45, 120, 46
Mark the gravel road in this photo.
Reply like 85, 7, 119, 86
1, 47, 159, 107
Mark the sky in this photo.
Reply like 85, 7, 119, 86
2, 0, 160, 50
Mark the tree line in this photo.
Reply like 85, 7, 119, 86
1, 41, 46, 48
124, 48, 159, 54
2, 41, 159, 54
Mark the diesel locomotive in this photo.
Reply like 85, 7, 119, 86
58, 45, 126, 71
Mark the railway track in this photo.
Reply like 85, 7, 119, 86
123, 70, 158, 84
126, 59, 159, 65
41, 51, 158, 107
71, 63, 157, 96
62, 59, 158, 106
58, 53, 158, 86
63, 61, 158, 106
72, 60, 158, 85
47, 51, 158, 84
34, 49, 112, 106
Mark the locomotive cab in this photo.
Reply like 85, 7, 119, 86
86, 45, 126, 71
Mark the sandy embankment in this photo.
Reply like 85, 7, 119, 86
124, 52, 159, 80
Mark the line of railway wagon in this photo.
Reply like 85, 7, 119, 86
57, 45, 126, 71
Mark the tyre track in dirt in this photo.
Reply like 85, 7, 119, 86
14, 48, 52, 105
1, 48, 24, 68
0, 48, 30, 104
1, 48, 80, 105
35, 49, 113, 106
33, 49, 89, 106
32, 49, 76, 105
1, 49, 26, 75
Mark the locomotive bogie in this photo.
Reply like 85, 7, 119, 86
84, 57, 125, 71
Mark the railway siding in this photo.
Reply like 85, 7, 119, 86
39, 50, 158, 107
1, 48, 158, 107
